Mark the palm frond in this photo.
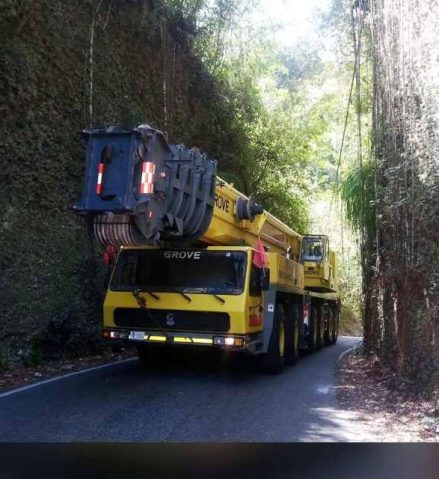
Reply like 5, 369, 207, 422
340, 162, 375, 234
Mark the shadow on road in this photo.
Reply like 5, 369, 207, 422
132, 347, 267, 383
0, 338, 367, 441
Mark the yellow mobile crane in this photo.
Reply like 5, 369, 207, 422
74, 125, 339, 373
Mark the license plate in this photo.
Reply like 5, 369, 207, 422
129, 331, 145, 341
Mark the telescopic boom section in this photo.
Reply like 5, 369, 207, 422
73, 124, 303, 260
205, 180, 302, 260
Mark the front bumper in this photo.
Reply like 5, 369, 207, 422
103, 328, 263, 353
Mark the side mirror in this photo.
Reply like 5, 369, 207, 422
250, 266, 270, 296
261, 268, 270, 291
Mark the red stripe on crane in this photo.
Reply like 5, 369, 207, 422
96, 163, 105, 194
140, 162, 155, 194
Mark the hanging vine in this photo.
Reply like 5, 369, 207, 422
353, 0, 439, 390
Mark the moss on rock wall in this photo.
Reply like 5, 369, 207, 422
0, 0, 239, 365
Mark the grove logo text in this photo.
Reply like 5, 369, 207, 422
163, 251, 201, 260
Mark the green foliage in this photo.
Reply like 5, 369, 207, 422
23, 337, 44, 368
276, 43, 324, 93
0, 352, 10, 373
339, 163, 375, 337
185, 2, 339, 232
243, 111, 313, 232
309, 195, 363, 337
0, 0, 255, 365
340, 302, 362, 336
330, 0, 439, 391
340, 162, 375, 234
0, 0, 347, 366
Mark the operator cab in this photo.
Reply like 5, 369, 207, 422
301, 235, 337, 292
300, 235, 328, 263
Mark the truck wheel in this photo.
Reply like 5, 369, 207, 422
307, 306, 318, 352
284, 304, 300, 366
330, 308, 339, 345
325, 308, 334, 346
262, 303, 286, 374
316, 305, 325, 350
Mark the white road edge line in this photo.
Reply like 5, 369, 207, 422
337, 338, 363, 363
0, 357, 137, 399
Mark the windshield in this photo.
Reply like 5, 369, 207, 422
301, 238, 325, 262
110, 249, 247, 295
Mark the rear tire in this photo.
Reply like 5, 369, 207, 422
262, 303, 286, 374
325, 308, 334, 346
307, 306, 318, 352
316, 305, 325, 350
330, 307, 339, 345
284, 304, 300, 366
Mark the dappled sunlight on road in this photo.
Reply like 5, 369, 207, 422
300, 406, 375, 442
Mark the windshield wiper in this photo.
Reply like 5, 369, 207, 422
131, 289, 160, 301
132, 289, 147, 308
146, 291, 160, 301
212, 294, 225, 305
178, 291, 192, 303
183, 288, 225, 305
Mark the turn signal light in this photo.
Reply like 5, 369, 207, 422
213, 336, 245, 347
103, 330, 129, 339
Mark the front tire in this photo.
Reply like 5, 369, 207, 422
262, 303, 286, 374
284, 303, 300, 366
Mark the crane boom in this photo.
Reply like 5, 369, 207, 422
205, 180, 302, 260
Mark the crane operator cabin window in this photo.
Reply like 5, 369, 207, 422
301, 238, 324, 262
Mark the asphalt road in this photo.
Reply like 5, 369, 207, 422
0, 336, 364, 442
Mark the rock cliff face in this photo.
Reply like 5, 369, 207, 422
0, 0, 231, 365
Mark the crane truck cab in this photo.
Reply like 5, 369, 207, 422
104, 245, 269, 351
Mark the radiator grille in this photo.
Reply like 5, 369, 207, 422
113, 308, 230, 332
